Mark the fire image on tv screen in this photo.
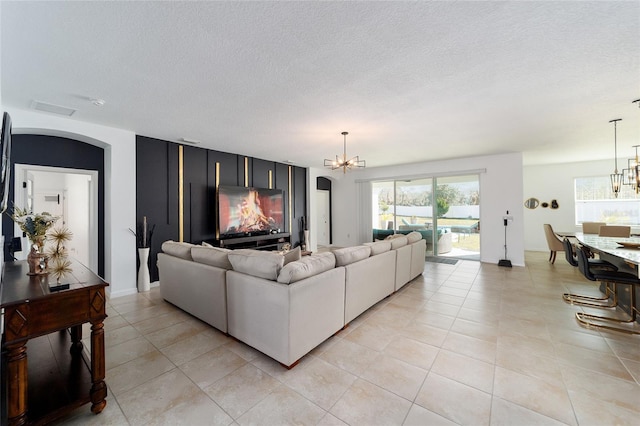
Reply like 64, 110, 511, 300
218, 185, 284, 237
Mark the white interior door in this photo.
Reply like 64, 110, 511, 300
316, 190, 330, 246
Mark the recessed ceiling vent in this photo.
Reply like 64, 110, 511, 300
180, 138, 200, 145
30, 100, 76, 116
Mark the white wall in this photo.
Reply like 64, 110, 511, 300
65, 173, 91, 265
310, 152, 525, 267
4, 107, 137, 298
523, 159, 619, 252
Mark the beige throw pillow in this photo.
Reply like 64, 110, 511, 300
283, 246, 302, 265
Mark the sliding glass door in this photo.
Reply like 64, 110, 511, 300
371, 174, 480, 259
434, 175, 480, 260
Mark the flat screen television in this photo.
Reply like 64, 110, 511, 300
0, 112, 12, 214
218, 185, 285, 238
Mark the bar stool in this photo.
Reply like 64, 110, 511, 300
574, 247, 640, 334
563, 238, 618, 307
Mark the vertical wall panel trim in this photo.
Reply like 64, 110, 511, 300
179, 145, 184, 242
268, 170, 273, 189
166, 143, 170, 224
244, 157, 249, 187
215, 162, 220, 239
288, 166, 293, 233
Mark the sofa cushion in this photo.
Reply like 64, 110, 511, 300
386, 235, 408, 249
385, 233, 405, 239
161, 241, 196, 260
228, 249, 285, 280
406, 231, 422, 244
191, 246, 232, 270
277, 252, 336, 284
282, 246, 301, 265
202, 241, 214, 248
333, 245, 371, 266
363, 241, 391, 256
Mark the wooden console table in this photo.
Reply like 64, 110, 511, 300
1, 259, 108, 425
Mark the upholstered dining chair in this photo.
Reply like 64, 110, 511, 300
562, 237, 617, 270
582, 222, 607, 234
598, 225, 631, 238
543, 224, 564, 264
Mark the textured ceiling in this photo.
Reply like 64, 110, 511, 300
1, 1, 639, 168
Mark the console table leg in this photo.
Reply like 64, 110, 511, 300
6, 342, 28, 426
70, 324, 84, 354
89, 320, 107, 414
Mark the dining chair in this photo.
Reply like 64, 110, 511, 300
598, 225, 631, 238
562, 237, 617, 270
574, 247, 640, 334
562, 238, 618, 307
543, 224, 564, 264
582, 222, 606, 234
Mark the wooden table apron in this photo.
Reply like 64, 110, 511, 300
575, 232, 640, 319
1, 260, 108, 426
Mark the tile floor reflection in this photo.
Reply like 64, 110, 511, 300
56, 251, 639, 425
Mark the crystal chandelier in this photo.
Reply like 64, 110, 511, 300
623, 99, 640, 193
324, 131, 366, 173
609, 118, 623, 198
623, 144, 640, 192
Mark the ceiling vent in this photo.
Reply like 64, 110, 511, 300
180, 138, 200, 145
30, 100, 76, 116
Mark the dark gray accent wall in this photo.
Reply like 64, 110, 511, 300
1, 135, 105, 276
136, 136, 307, 281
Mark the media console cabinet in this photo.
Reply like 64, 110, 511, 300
217, 232, 290, 251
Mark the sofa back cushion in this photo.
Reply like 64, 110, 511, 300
277, 252, 336, 284
386, 234, 408, 249
161, 241, 196, 260
191, 246, 233, 270
363, 241, 391, 256
333, 245, 371, 266
406, 231, 422, 244
228, 249, 285, 280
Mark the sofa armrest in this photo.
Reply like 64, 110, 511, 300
158, 253, 228, 332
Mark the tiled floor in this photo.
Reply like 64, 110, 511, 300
57, 251, 640, 425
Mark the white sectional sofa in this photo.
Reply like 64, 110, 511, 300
157, 231, 426, 368
226, 250, 345, 367
335, 243, 396, 324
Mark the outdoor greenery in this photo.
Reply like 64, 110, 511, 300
377, 184, 479, 210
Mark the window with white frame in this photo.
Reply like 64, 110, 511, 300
575, 176, 640, 225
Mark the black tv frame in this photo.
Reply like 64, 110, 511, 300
0, 112, 12, 214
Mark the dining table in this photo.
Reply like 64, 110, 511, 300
576, 232, 640, 269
